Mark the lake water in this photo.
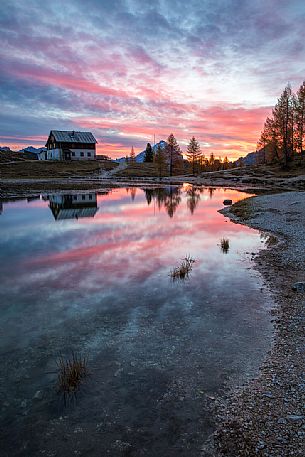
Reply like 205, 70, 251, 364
0, 185, 273, 457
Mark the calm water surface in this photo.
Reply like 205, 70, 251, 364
0, 185, 273, 457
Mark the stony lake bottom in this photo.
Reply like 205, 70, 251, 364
0, 185, 273, 457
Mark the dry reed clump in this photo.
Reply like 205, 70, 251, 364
220, 238, 230, 253
57, 353, 88, 401
170, 255, 195, 281
230, 199, 252, 220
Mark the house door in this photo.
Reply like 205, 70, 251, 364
64, 150, 72, 160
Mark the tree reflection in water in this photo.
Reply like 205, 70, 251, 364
144, 185, 206, 217
144, 186, 182, 218
126, 187, 137, 201
185, 185, 201, 215
208, 187, 216, 199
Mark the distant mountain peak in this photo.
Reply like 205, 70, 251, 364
235, 149, 265, 167
19, 146, 47, 153
115, 140, 167, 163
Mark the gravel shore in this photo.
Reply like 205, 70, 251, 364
214, 191, 305, 457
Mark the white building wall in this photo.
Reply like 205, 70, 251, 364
48, 193, 97, 204
46, 148, 95, 160
71, 193, 97, 203
37, 151, 48, 160
47, 148, 62, 160
70, 149, 95, 160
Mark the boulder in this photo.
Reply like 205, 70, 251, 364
223, 199, 233, 205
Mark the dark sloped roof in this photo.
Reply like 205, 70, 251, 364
48, 130, 97, 144
50, 207, 98, 220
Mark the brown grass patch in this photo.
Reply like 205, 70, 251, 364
170, 255, 196, 281
230, 198, 252, 220
0, 158, 117, 180
57, 353, 89, 403
115, 163, 160, 177
116, 162, 188, 178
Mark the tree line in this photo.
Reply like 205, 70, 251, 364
127, 133, 234, 176
257, 81, 305, 166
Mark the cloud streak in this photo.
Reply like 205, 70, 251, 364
0, 0, 305, 159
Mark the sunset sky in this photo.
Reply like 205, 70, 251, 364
1, 0, 305, 160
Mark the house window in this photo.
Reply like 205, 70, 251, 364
73, 195, 77, 200
80, 152, 84, 157
82, 195, 85, 200
89, 194, 92, 200
87, 152, 91, 157
72, 151, 75, 157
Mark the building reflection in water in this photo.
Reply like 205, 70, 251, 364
46, 193, 99, 220
0, 185, 240, 220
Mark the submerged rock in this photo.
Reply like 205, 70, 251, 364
292, 282, 305, 292
33, 390, 43, 400
286, 415, 304, 421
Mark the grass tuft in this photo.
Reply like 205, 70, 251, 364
220, 238, 230, 254
57, 353, 88, 403
170, 255, 195, 281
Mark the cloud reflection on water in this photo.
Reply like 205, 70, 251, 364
0, 185, 274, 456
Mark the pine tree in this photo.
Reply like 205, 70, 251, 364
130, 146, 136, 163
218, 156, 222, 168
294, 81, 305, 158
198, 154, 206, 171
154, 144, 166, 178
166, 133, 183, 176
144, 143, 153, 162
186, 136, 202, 174
223, 156, 229, 169
257, 117, 280, 163
257, 83, 299, 167
272, 84, 295, 166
